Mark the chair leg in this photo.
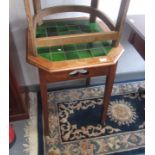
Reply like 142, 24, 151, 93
101, 64, 117, 125
39, 70, 49, 136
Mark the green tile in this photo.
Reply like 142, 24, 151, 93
91, 48, 107, 57
51, 52, 66, 61
36, 28, 46, 37
63, 45, 76, 51
37, 47, 50, 54
87, 42, 103, 49
89, 23, 102, 32
46, 27, 59, 36
50, 46, 64, 53
57, 26, 68, 32
102, 41, 111, 46
68, 26, 80, 31
47, 27, 57, 32
36, 26, 46, 38
76, 43, 88, 50
36, 33, 46, 38
66, 51, 79, 60
104, 46, 112, 52
36, 19, 112, 61
78, 50, 92, 58
45, 22, 57, 28
37, 28, 46, 34
56, 21, 66, 27
58, 31, 70, 35
39, 53, 50, 60
79, 23, 92, 33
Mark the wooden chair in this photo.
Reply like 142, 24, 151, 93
24, 0, 130, 135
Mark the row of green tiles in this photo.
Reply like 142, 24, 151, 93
38, 20, 92, 27
37, 23, 101, 32
39, 47, 111, 61
37, 42, 111, 54
36, 23, 102, 37
36, 29, 92, 38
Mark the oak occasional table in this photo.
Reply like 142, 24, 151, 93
25, 0, 130, 135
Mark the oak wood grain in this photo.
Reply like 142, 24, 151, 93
24, 0, 37, 56
112, 0, 130, 46
36, 31, 119, 47
33, 5, 115, 30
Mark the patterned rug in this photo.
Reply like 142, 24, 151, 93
24, 81, 145, 155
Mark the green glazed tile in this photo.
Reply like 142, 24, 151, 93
76, 43, 88, 50
37, 47, 50, 54
104, 46, 112, 52
56, 21, 66, 27
46, 27, 58, 36
37, 28, 46, 34
91, 48, 107, 57
36, 26, 46, 37
78, 50, 92, 58
63, 45, 76, 51
58, 31, 70, 35
66, 51, 79, 60
37, 19, 112, 61
87, 42, 103, 49
57, 26, 68, 32
102, 41, 111, 46
51, 52, 66, 61
36, 33, 47, 38
45, 22, 57, 28
89, 23, 102, 32
47, 27, 57, 33
39, 53, 50, 60
68, 26, 80, 31
50, 46, 64, 53
36, 28, 46, 37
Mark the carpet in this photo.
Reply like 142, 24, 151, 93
24, 81, 145, 155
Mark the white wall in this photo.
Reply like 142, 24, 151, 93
9, 0, 145, 86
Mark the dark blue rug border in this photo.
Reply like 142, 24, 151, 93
111, 147, 145, 155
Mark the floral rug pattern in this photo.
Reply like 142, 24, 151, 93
45, 81, 145, 155
23, 81, 145, 155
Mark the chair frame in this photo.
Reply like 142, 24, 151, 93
25, 0, 130, 56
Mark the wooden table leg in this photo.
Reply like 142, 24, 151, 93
101, 63, 117, 125
39, 69, 49, 135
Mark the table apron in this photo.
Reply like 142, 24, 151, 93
39, 66, 112, 83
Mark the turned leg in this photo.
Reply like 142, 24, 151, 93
39, 69, 49, 135
101, 64, 117, 124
